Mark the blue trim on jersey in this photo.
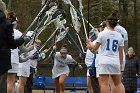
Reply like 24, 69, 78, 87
90, 54, 96, 67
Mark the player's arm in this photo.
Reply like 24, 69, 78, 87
118, 46, 123, 71
86, 32, 102, 50
86, 38, 100, 51
69, 57, 83, 69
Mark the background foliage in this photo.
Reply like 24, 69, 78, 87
4, 0, 140, 62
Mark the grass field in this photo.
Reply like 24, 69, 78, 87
32, 90, 85, 93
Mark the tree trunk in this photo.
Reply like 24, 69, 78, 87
122, 0, 128, 29
57, 0, 63, 9
7, 0, 11, 10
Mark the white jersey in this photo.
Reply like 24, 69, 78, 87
85, 41, 96, 67
18, 47, 37, 69
115, 25, 128, 67
52, 52, 75, 79
18, 53, 31, 69
115, 25, 128, 41
96, 28, 124, 65
11, 29, 22, 64
29, 47, 38, 68
85, 49, 94, 67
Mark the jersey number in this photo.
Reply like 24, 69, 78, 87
106, 39, 118, 52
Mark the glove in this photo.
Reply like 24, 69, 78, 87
32, 53, 46, 60
38, 53, 46, 59
89, 67, 94, 76
31, 52, 39, 60
24, 36, 31, 43
32, 53, 39, 59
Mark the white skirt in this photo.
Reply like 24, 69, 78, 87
96, 66, 100, 78
98, 64, 121, 75
8, 63, 18, 73
17, 68, 30, 77
52, 66, 69, 79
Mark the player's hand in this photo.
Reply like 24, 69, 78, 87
23, 36, 31, 43
53, 45, 56, 50
42, 49, 48, 53
86, 38, 90, 44
28, 55, 35, 59
78, 65, 83, 70
28, 45, 34, 50
120, 64, 123, 72
86, 38, 92, 48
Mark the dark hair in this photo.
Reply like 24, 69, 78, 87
6, 11, 18, 28
126, 47, 136, 57
62, 44, 67, 48
106, 11, 119, 28
111, 10, 120, 20
60, 44, 67, 52
7, 11, 15, 19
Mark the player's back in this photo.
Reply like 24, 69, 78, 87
115, 24, 128, 41
97, 29, 124, 58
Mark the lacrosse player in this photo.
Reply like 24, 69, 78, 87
17, 39, 42, 93
86, 13, 125, 93
52, 44, 82, 93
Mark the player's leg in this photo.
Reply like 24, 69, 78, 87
54, 76, 60, 93
98, 74, 110, 93
59, 74, 67, 93
111, 75, 125, 93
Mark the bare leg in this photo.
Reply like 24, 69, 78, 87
99, 75, 110, 93
59, 74, 67, 93
18, 76, 27, 93
87, 76, 93, 93
7, 73, 16, 93
54, 78, 60, 93
109, 75, 117, 93
111, 75, 125, 93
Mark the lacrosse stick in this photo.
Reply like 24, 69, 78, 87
22, 2, 58, 37
19, 27, 58, 63
28, 6, 60, 43
26, 28, 67, 61
36, 11, 66, 51
35, 9, 64, 38
70, 4, 85, 53
78, 0, 88, 38
24, 2, 48, 35
66, 37, 82, 53
67, 31, 83, 53
62, 0, 95, 29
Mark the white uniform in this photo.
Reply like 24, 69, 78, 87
18, 48, 37, 77
8, 29, 22, 73
115, 25, 128, 41
115, 24, 128, 71
96, 28, 124, 75
30, 48, 38, 69
95, 42, 101, 78
85, 41, 96, 76
52, 52, 75, 79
